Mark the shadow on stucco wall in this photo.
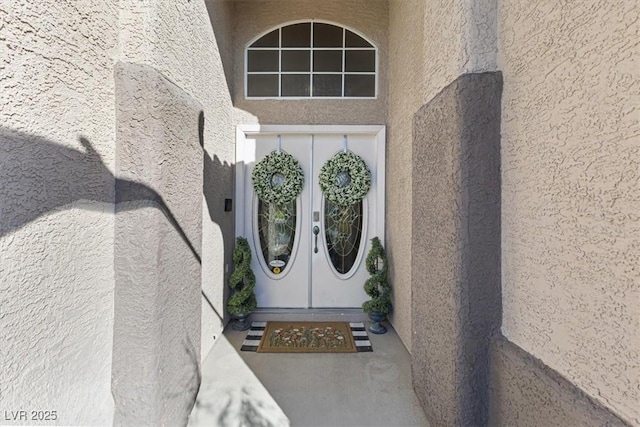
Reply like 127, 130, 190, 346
0, 128, 113, 238
0, 124, 226, 422
164, 333, 203, 420
200, 111, 233, 322
0, 126, 205, 423
410, 72, 502, 426
0, 126, 200, 265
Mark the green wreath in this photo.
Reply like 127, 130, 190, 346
252, 151, 304, 205
319, 151, 371, 206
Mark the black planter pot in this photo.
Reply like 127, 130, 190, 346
231, 313, 251, 331
368, 312, 388, 334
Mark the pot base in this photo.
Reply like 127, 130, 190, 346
368, 312, 388, 334
231, 313, 251, 331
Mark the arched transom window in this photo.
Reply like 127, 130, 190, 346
246, 21, 377, 99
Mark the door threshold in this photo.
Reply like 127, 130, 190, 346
250, 308, 368, 322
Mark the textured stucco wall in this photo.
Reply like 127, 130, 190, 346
411, 72, 502, 426
1, 1, 235, 425
421, 0, 498, 103
499, 1, 640, 423
489, 337, 629, 427
388, 0, 498, 350
233, 0, 388, 125
113, 62, 203, 426
0, 2, 117, 425
387, 0, 425, 353
119, 0, 236, 358
206, 0, 235, 98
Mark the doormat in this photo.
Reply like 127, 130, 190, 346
240, 321, 373, 353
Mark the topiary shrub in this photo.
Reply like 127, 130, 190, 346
362, 236, 392, 315
227, 237, 257, 315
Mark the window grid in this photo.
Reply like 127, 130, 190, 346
310, 23, 314, 97
246, 22, 377, 99
341, 28, 346, 97
278, 29, 282, 97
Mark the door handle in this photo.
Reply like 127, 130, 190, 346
313, 226, 320, 253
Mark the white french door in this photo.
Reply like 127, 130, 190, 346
235, 125, 385, 308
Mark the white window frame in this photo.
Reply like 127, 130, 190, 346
244, 20, 379, 100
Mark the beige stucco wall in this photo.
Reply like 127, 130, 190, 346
233, 0, 388, 126
1, 1, 235, 424
112, 62, 204, 426
499, 1, 640, 423
388, 0, 497, 350
119, 0, 236, 359
411, 72, 502, 425
387, 0, 424, 353
0, 2, 118, 425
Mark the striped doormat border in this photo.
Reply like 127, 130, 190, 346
240, 321, 373, 352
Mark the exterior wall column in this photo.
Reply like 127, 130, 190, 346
410, 72, 503, 426
112, 62, 203, 426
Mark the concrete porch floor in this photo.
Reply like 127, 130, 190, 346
189, 321, 429, 427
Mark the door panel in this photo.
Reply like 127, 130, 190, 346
246, 134, 311, 308
310, 133, 377, 308
236, 126, 385, 309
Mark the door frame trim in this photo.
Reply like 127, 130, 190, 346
235, 124, 386, 307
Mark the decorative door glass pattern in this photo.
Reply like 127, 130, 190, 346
258, 200, 297, 275
324, 200, 363, 274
